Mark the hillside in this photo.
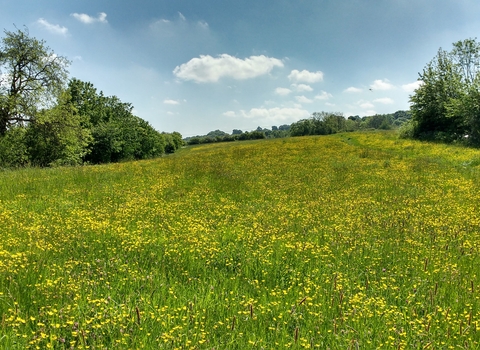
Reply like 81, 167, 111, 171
1, 131, 480, 348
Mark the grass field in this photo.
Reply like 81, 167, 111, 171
1, 130, 480, 349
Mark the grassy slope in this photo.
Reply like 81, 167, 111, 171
1, 130, 480, 349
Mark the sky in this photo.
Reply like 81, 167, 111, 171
2, 0, 480, 137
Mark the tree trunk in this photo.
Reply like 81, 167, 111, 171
0, 108, 8, 136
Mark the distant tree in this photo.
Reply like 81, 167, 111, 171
187, 137, 201, 145
290, 119, 314, 136
0, 28, 69, 135
232, 129, 243, 135
207, 129, 228, 138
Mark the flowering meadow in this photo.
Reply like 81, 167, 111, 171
1, 131, 480, 349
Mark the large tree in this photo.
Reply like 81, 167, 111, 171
0, 27, 69, 135
409, 38, 480, 143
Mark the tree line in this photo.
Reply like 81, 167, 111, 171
0, 28, 183, 168
185, 111, 411, 145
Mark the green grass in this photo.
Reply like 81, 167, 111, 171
1, 130, 480, 349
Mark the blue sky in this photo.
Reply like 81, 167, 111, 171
2, 0, 480, 136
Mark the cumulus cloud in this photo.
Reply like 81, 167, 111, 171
36, 18, 68, 36
370, 79, 394, 91
402, 81, 423, 92
227, 107, 310, 124
292, 84, 313, 92
288, 69, 324, 83
275, 87, 292, 96
71, 12, 108, 24
173, 54, 284, 83
315, 91, 333, 100
164, 99, 180, 105
296, 95, 314, 104
344, 86, 362, 93
373, 97, 394, 104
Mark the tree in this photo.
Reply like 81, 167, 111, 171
25, 91, 92, 166
67, 79, 169, 163
0, 28, 69, 135
409, 39, 480, 142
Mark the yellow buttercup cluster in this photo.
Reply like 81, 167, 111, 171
0, 131, 479, 348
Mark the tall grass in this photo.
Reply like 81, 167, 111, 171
1, 131, 480, 348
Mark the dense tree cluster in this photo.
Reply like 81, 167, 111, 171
407, 38, 480, 146
185, 125, 290, 145
289, 111, 410, 137
0, 28, 182, 168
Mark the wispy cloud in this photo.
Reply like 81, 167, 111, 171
288, 69, 323, 83
373, 97, 394, 104
71, 12, 108, 24
173, 54, 284, 83
359, 100, 375, 109
36, 18, 68, 36
226, 107, 310, 124
164, 99, 180, 105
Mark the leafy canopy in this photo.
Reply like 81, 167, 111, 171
0, 27, 69, 134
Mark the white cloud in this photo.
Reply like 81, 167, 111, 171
295, 95, 314, 103
344, 86, 362, 93
229, 107, 310, 124
370, 79, 394, 91
325, 102, 336, 107
275, 87, 292, 96
173, 54, 284, 83
223, 111, 236, 118
359, 101, 375, 109
288, 69, 324, 83
292, 84, 313, 92
71, 12, 108, 24
373, 97, 394, 104
36, 18, 68, 36
402, 81, 423, 92
178, 12, 186, 21
315, 91, 333, 100
164, 99, 180, 105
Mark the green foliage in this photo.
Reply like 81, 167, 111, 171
290, 112, 347, 136
0, 27, 69, 135
67, 79, 175, 163
410, 38, 480, 145
0, 126, 28, 167
25, 92, 92, 167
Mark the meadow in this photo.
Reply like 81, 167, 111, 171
1, 130, 480, 349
